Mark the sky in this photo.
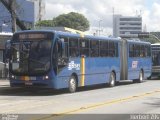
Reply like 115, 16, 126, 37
44, 0, 160, 36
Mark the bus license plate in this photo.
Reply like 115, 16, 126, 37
25, 82, 33, 86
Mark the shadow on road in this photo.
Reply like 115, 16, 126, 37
0, 80, 146, 97
143, 97, 160, 107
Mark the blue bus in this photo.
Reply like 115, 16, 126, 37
151, 43, 160, 78
8, 30, 151, 92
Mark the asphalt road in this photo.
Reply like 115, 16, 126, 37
0, 79, 160, 120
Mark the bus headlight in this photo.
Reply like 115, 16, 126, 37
11, 75, 15, 79
44, 75, 49, 80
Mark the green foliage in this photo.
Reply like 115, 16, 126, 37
54, 12, 89, 31
143, 32, 160, 44
35, 12, 90, 31
147, 37, 159, 44
35, 20, 55, 27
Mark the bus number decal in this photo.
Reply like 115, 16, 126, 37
68, 61, 80, 70
132, 61, 138, 69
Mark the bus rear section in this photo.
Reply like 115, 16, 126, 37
151, 43, 160, 78
120, 39, 152, 82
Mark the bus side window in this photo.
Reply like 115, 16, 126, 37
69, 38, 79, 57
79, 39, 89, 57
108, 41, 115, 57
100, 40, 108, 57
147, 45, 151, 57
90, 40, 99, 57
62, 38, 69, 58
135, 44, 140, 57
129, 44, 134, 57
140, 45, 145, 57
57, 38, 69, 66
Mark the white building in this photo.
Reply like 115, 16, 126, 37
113, 15, 142, 38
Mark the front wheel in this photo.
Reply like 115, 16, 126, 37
68, 76, 77, 93
108, 72, 116, 87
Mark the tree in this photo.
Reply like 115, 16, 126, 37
36, 20, 55, 27
36, 12, 90, 31
54, 12, 89, 31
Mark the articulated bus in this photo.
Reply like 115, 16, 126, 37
151, 43, 160, 77
8, 30, 151, 92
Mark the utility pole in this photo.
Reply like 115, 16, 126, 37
10, 0, 17, 32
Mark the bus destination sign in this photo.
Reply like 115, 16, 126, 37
18, 33, 47, 40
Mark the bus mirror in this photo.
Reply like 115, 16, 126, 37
60, 38, 65, 50
58, 38, 64, 57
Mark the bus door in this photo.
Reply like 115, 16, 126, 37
52, 38, 68, 74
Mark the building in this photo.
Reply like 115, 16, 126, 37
113, 15, 142, 38
0, 0, 45, 32
0, 32, 12, 63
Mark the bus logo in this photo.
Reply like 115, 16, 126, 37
68, 61, 80, 70
132, 61, 138, 69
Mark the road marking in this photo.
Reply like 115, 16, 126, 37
33, 89, 160, 120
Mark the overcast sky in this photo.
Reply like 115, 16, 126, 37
44, 0, 160, 36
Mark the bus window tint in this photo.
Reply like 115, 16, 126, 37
61, 37, 69, 58
129, 44, 134, 57
134, 44, 140, 57
115, 42, 118, 57
69, 38, 79, 57
147, 45, 151, 57
108, 41, 115, 57
79, 39, 89, 57
140, 45, 145, 57
90, 40, 99, 57
100, 41, 108, 57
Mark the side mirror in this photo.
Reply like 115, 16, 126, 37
57, 38, 64, 57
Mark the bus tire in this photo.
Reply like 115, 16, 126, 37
68, 76, 77, 93
108, 72, 116, 87
138, 70, 144, 83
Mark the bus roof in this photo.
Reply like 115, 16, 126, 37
13, 30, 121, 42
0, 32, 13, 36
126, 39, 151, 45
151, 43, 160, 45
13, 30, 150, 44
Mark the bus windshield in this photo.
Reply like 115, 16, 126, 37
10, 39, 52, 75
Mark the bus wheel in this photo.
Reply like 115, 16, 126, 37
108, 72, 116, 87
68, 76, 77, 93
138, 70, 144, 83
